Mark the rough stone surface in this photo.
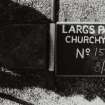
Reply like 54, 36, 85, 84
0, 0, 51, 24
59, 0, 105, 22
12, 0, 53, 20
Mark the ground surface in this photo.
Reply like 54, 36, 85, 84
0, 71, 105, 105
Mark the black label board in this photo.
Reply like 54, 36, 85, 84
55, 23, 105, 76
